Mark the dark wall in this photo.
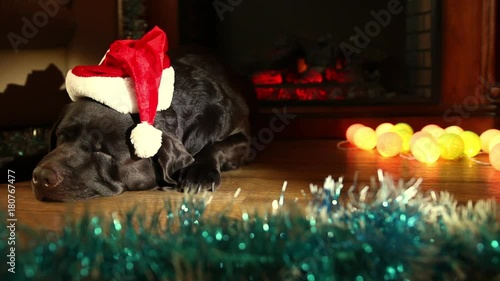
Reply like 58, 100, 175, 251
178, 1, 406, 61
213, 0, 407, 70
178, 0, 218, 49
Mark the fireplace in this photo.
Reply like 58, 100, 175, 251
166, 0, 498, 138
178, 0, 442, 105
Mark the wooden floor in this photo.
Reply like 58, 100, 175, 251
1, 140, 499, 231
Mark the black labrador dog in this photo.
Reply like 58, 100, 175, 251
32, 52, 253, 201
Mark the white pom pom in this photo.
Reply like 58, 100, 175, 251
130, 122, 162, 158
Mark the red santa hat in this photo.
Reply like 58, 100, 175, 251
65, 26, 175, 158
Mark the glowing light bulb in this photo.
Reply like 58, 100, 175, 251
459, 131, 482, 158
444, 125, 464, 135
391, 122, 413, 135
346, 123, 365, 143
411, 136, 440, 163
410, 131, 433, 148
376, 132, 402, 157
392, 130, 412, 152
375, 123, 394, 137
488, 134, 500, 153
479, 129, 500, 153
353, 126, 377, 150
421, 124, 440, 132
437, 133, 464, 160
489, 143, 500, 171
421, 124, 444, 139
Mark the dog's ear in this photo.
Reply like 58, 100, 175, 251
156, 133, 194, 184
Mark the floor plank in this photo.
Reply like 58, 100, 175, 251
1, 140, 499, 231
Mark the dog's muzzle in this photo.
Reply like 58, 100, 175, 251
32, 166, 62, 200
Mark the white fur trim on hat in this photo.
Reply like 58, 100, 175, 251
65, 67, 175, 114
130, 122, 163, 158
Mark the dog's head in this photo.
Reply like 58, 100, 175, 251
32, 99, 193, 201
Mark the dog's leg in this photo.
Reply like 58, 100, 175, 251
176, 133, 250, 192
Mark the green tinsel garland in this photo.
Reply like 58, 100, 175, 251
1, 170, 499, 281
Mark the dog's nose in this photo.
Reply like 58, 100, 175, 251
32, 167, 61, 190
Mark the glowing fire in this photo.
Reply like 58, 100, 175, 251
252, 57, 354, 101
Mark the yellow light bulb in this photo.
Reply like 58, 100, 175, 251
444, 125, 464, 135
489, 143, 500, 171
375, 123, 394, 137
479, 129, 500, 153
488, 134, 500, 154
411, 136, 440, 163
353, 126, 377, 150
437, 133, 465, 160
392, 129, 412, 152
346, 123, 365, 143
376, 132, 402, 157
459, 131, 482, 158
392, 122, 414, 135
410, 131, 433, 148
421, 124, 444, 139
421, 124, 441, 132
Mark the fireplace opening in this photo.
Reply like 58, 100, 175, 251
179, 0, 441, 105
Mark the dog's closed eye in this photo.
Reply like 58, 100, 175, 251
55, 133, 71, 146
55, 127, 79, 143
85, 139, 107, 154
83, 128, 108, 152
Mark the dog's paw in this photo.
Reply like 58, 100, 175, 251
176, 162, 221, 193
